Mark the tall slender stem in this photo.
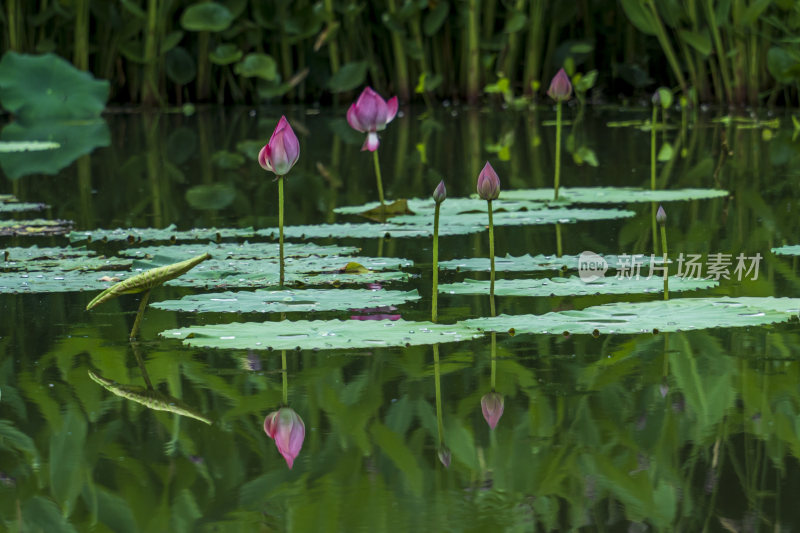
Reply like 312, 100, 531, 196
130, 290, 151, 341
554, 101, 563, 200
131, 341, 154, 391
555, 223, 563, 257
660, 224, 669, 300
281, 351, 288, 405
651, 104, 658, 190
433, 344, 444, 444
432, 202, 441, 323
466, 0, 480, 103
488, 200, 496, 318
278, 176, 285, 286
490, 332, 497, 389
372, 150, 386, 206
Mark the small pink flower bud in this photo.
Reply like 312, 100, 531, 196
547, 68, 573, 102
481, 391, 504, 430
264, 407, 305, 469
432, 180, 447, 204
347, 87, 398, 152
656, 205, 667, 225
258, 116, 300, 176
477, 162, 500, 201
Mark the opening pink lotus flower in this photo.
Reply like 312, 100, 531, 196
347, 87, 398, 152
547, 68, 573, 102
477, 162, 500, 201
264, 407, 305, 469
481, 391, 504, 429
258, 116, 300, 176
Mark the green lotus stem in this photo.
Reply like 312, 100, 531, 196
645, 0, 687, 95
129, 290, 151, 341
651, 105, 658, 190
279, 176, 285, 286
131, 341, 154, 391
281, 351, 288, 405
487, 200, 496, 317
704, 0, 733, 103
87, 252, 211, 310
554, 101, 563, 201
6, 0, 19, 52
661, 224, 669, 300
387, 0, 410, 101
372, 150, 385, 206
490, 332, 497, 390
73, 0, 89, 70
433, 343, 444, 444
555, 223, 563, 258
432, 201, 441, 323
522, 0, 545, 96
651, 203, 659, 256
142, 0, 159, 105
466, 0, 480, 103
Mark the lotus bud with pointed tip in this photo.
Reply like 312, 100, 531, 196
258, 116, 300, 176
547, 68, 573, 102
477, 162, 500, 201
481, 391, 504, 429
437, 445, 451, 468
264, 407, 305, 469
347, 87, 399, 152
433, 180, 447, 204
656, 205, 667, 225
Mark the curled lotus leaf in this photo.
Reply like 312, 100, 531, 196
86, 252, 211, 310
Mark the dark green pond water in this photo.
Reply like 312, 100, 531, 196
2, 105, 800, 532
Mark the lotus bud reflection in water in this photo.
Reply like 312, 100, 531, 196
264, 407, 305, 469
547, 68, 573, 102
481, 391, 504, 429
346, 87, 399, 152
258, 116, 300, 176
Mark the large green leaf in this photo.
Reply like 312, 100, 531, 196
1, 245, 129, 272
0, 194, 46, 213
620, 0, 657, 35
257, 223, 435, 239
49, 406, 87, 514
462, 297, 800, 336
390, 207, 635, 228
180, 2, 234, 32
334, 197, 547, 216
0, 52, 109, 121
0, 119, 110, 180
499, 187, 728, 204
439, 253, 664, 273
327, 61, 369, 92
152, 288, 420, 313
440, 276, 715, 297
165, 47, 197, 85
161, 318, 481, 350
21, 497, 78, 533
234, 53, 278, 81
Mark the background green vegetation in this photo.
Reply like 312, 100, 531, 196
4, 0, 800, 106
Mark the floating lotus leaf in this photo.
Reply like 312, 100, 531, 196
160, 319, 481, 351
1, 245, 129, 272
334, 197, 547, 216
0, 269, 133, 294
440, 276, 715, 297
86, 253, 211, 310
0, 218, 73, 236
0, 141, 60, 152
119, 241, 359, 260
152, 288, 420, 313
69, 224, 256, 244
461, 297, 800, 336
439, 253, 665, 272
0, 195, 46, 214
771, 245, 800, 256
88, 370, 211, 425
255, 223, 436, 240
163, 256, 413, 289
390, 207, 635, 227
499, 187, 728, 204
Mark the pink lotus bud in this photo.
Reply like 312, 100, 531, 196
481, 391, 504, 429
547, 68, 573, 102
264, 407, 305, 469
477, 162, 500, 201
432, 180, 446, 204
656, 205, 666, 225
258, 116, 300, 176
347, 87, 398, 152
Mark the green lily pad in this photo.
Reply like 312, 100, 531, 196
0, 269, 133, 294
0, 218, 73, 237
0, 52, 109, 121
771, 245, 800, 256
0, 195, 46, 214
68, 224, 256, 244
439, 253, 664, 272
1, 246, 129, 272
211, 150, 245, 169
499, 187, 728, 204
440, 275, 715, 297
461, 297, 800, 336
334, 197, 547, 216
391, 207, 635, 228
160, 318, 481, 351
119, 241, 359, 260
152, 288, 420, 313
180, 2, 233, 32
255, 223, 436, 240
0, 141, 60, 152
89, 370, 211, 425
